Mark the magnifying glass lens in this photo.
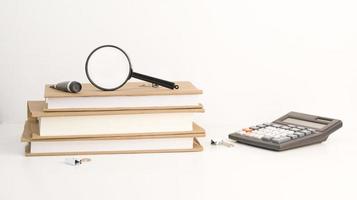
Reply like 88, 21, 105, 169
86, 47, 130, 90
86, 45, 177, 91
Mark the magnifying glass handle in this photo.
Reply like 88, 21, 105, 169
131, 72, 178, 90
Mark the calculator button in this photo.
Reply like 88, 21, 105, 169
243, 128, 253, 132
287, 134, 298, 139
272, 124, 281, 128
301, 130, 312, 135
262, 136, 273, 142
272, 134, 281, 138
297, 126, 306, 130
257, 124, 266, 128
291, 128, 300, 131
295, 132, 305, 137
252, 133, 263, 139
244, 131, 253, 136
250, 126, 260, 130
288, 125, 296, 128
307, 128, 316, 132
281, 126, 290, 129
272, 136, 291, 144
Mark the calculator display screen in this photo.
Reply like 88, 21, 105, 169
283, 118, 326, 129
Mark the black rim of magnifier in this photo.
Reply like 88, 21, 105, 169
85, 45, 132, 91
86, 45, 179, 91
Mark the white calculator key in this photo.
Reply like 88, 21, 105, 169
262, 136, 273, 141
287, 134, 298, 139
302, 130, 312, 135
295, 132, 305, 137
250, 133, 257, 137
253, 134, 264, 139
272, 124, 281, 128
250, 126, 260, 130
272, 136, 291, 144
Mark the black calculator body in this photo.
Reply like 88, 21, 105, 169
228, 112, 342, 151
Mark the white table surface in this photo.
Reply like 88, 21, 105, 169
0, 121, 356, 200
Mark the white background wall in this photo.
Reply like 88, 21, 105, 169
1, 2, 357, 200
0, 0, 356, 128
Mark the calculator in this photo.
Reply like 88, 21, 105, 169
228, 112, 342, 151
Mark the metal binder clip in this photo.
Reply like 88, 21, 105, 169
65, 158, 91, 166
211, 139, 234, 148
139, 83, 159, 88
139, 82, 178, 89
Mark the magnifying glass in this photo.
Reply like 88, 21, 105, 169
85, 45, 178, 91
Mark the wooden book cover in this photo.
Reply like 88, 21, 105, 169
21, 120, 204, 156
28, 101, 204, 118
45, 81, 202, 98
24, 138, 203, 157
44, 81, 203, 112
21, 120, 206, 141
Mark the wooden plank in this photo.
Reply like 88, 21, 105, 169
24, 137, 203, 156
28, 101, 204, 117
22, 120, 206, 141
45, 81, 203, 98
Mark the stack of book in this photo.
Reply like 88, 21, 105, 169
21, 81, 205, 156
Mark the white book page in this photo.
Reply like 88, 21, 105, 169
39, 113, 194, 136
47, 95, 201, 109
30, 137, 194, 153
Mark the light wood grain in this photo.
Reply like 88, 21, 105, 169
22, 120, 205, 141
22, 120, 205, 156
44, 103, 203, 112
28, 101, 204, 117
45, 81, 202, 98
24, 137, 203, 156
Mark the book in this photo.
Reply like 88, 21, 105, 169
44, 81, 203, 111
21, 120, 204, 156
20, 80, 206, 156
28, 101, 204, 136
28, 120, 206, 140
